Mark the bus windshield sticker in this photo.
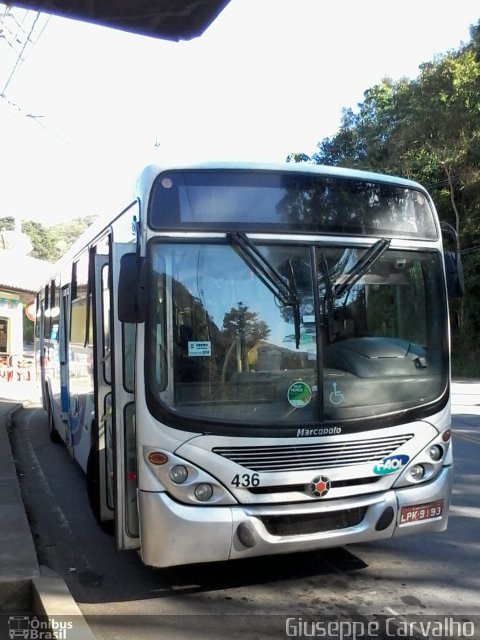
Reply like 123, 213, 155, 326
287, 381, 312, 408
373, 454, 410, 475
329, 382, 346, 406
188, 341, 212, 357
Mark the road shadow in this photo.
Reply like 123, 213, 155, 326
10, 405, 369, 606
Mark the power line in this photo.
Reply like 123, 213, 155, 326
1, 11, 41, 93
0, 6, 83, 158
24, 11, 50, 56
0, 92, 76, 149
460, 245, 480, 255
1, 25, 23, 54
2, 8, 28, 46
0, 6, 28, 59
0, 4, 51, 95
6, 7, 30, 33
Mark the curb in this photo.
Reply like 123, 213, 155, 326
33, 566, 96, 640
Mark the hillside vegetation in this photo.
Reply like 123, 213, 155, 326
289, 21, 480, 376
0, 216, 96, 263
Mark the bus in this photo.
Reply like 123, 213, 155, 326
35, 162, 464, 568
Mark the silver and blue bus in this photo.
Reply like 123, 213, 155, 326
36, 162, 463, 567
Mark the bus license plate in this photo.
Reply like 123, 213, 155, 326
400, 500, 443, 524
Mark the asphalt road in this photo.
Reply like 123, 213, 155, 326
10, 381, 480, 639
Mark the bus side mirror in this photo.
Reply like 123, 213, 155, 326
441, 222, 464, 299
444, 252, 464, 298
118, 253, 147, 323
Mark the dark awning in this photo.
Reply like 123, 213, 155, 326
8, 0, 231, 41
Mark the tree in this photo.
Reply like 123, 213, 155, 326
53, 216, 97, 257
222, 303, 270, 346
0, 216, 97, 262
222, 303, 270, 374
22, 220, 59, 261
291, 21, 480, 374
0, 217, 15, 232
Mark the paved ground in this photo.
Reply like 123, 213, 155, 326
451, 379, 480, 418
1, 378, 478, 632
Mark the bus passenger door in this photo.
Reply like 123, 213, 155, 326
110, 242, 140, 550
58, 286, 71, 441
92, 251, 115, 526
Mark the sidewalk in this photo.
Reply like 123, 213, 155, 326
0, 381, 39, 612
0, 380, 96, 638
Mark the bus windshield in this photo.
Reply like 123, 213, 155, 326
145, 240, 448, 431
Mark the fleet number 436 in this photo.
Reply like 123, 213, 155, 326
231, 473, 260, 487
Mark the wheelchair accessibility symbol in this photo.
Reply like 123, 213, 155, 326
329, 382, 346, 405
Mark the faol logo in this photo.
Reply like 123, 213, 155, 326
373, 454, 410, 475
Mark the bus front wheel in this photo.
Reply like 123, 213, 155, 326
46, 395, 62, 444
86, 446, 114, 535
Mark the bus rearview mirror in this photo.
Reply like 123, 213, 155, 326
118, 253, 147, 323
444, 251, 465, 298
440, 222, 464, 299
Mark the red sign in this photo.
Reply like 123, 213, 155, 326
25, 302, 36, 322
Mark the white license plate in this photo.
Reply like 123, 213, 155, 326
399, 500, 444, 524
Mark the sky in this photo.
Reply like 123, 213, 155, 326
0, 0, 479, 225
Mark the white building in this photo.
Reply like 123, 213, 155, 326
0, 230, 52, 363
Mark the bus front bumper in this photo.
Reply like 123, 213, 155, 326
138, 466, 452, 568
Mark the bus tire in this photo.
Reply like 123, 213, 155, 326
86, 447, 114, 535
47, 396, 62, 444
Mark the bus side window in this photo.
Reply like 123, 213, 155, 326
70, 254, 89, 345
50, 277, 61, 342
43, 284, 50, 344
123, 323, 135, 393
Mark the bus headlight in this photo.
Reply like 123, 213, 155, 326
169, 465, 188, 484
394, 431, 451, 488
194, 483, 214, 502
409, 464, 425, 481
428, 445, 443, 461
143, 447, 237, 505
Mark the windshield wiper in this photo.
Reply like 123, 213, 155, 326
228, 232, 301, 348
318, 253, 335, 343
333, 238, 391, 298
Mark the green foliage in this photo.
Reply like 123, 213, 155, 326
22, 220, 59, 261
292, 20, 480, 376
52, 216, 97, 259
0, 217, 15, 232
221, 303, 271, 376
222, 303, 270, 346
0, 216, 96, 263
23, 313, 34, 344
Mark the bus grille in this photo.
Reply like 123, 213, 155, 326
212, 433, 413, 472
260, 507, 368, 536
247, 476, 380, 494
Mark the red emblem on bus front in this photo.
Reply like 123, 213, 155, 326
309, 475, 331, 498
